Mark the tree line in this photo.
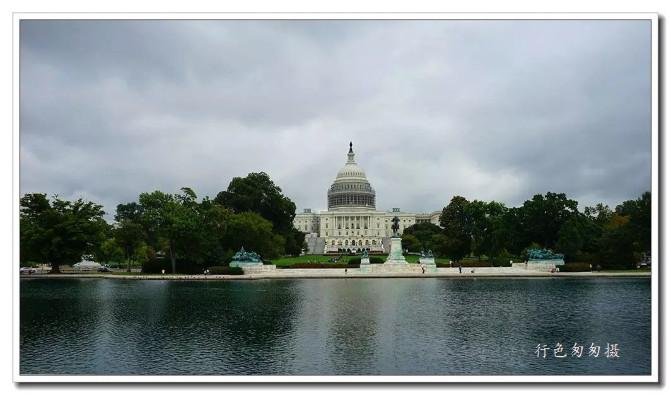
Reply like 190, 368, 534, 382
402, 191, 651, 269
20, 169, 651, 272
20, 172, 305, 273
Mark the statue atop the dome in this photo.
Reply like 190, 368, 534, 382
349, 141, 353, 153
391, 216, 400, 237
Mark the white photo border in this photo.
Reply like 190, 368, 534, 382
12, 11, 660, 384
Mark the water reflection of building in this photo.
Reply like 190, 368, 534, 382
293, 143, 441, 254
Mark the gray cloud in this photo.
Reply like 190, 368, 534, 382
19, 19, 652, 218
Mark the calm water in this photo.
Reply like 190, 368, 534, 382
20, 277, 651, 376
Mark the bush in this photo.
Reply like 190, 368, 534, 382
141, 258, 171, 274
575, 251, 597, 265
490, 253, 516, 267
141, 258, 206, 274
208, 266, 244, 275
561, 262, 592, 272
347, 256, 383, 264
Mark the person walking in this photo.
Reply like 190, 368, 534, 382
458, 263, 462, 274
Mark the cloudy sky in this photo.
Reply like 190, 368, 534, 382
20, 19, 652, 218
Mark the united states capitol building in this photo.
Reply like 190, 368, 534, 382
293, 143, 441, 254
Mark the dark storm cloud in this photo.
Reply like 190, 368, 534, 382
19, 19, 652, 218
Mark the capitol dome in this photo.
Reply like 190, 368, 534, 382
327, 142, 376, 210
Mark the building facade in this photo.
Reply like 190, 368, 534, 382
293, 143, 441, 254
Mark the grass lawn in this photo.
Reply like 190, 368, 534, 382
271, 255, 350, 266
270, 254, 453, 266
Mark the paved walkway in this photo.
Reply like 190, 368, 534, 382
20, 266, 651, 280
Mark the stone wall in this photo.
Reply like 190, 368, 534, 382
512, 261, 563, 272
242, 265, 277, 273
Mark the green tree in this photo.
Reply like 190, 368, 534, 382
439, 196, 472, 262
96, 237, 124, 266
490, 207, 525, 256
223, 212, 284, 259
429, 233, 447, 257
197, 198, 233, 264
556, 216, 585, 261
402, 222, 443, 251
137, 188, 201, 273
482, 201, 507, 259
590, 192, 651, 269
285, 228, 307, 256
114, 219, 146, 272
518, 192, 580, 249
122, 189, 235, 273
401, 233, 422, 252
215, 172, 298, 254
597, 214, 636, 269
585, 203, 614, 226
20, 193, 107, 273
215, 172, 296, 233
115, 202, 143, 222
465, 200, 488, 258
616, 192, 651, 255
466, 200, 506, 259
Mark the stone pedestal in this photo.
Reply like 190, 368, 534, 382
419, 256, 435, 265
242, 264, 276, 273
526, 259, 564, 271
385, 237, 407, 264
419, 257, 437, 272
361, 257, 370, 265
229, 260, 263, 268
